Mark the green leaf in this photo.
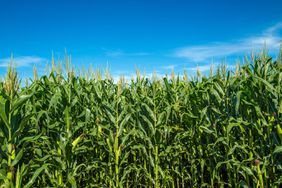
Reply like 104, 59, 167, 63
48, 90, 61, 110
279, 99, 282, 114
0, 170, 7, 180
0, 96, 10, 131
239, 180, 251, 188
142, 103, 156, 123
253, 75, 276, 93
15, 166, 22, 188
241, 166, 254, 177
210, 87, 221, 102
199, 125, 214, 134
12, 148, 24, 166
85, 108, 91, 122
118, 113, 131, 136
11, 95, 32, 114
227, 123, 243, 135
64, 106, 71, 133
0, 146, 7, 160
104, 105, 116, 124
235, 91, 242, 114
18, 134, 42, 146
214, 82, 224, 96
12, 114, 34, 139
24, 164, 48, 188
68, 174, 77, 188
273, 146, 282, 154
140, 115, 155, 135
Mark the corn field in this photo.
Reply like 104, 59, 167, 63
0, 49, 282, 187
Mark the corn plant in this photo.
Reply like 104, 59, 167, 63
0, 47, 282, 187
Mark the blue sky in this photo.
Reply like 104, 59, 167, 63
0, 0, 282, 80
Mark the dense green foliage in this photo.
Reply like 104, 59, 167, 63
0, 51, 282, 187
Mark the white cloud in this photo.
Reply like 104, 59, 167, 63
0, 56, 47, 67
174, 23, 282, 62
104, 49, 150, 57
189, 64, 214, 72
188, 63, 236, 73
161, 65, 176, 70
264, 22, 282, 35
111, 71, 167, 83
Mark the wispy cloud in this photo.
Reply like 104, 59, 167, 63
264, 22, 282, 35
161, 65, 177, 70
111, 71, 167, 83
188, 64, 214, 72
188, 63, 236, 73
174, 23, 282, 62
104, 49, 150, 57
0, 56, 47, 67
